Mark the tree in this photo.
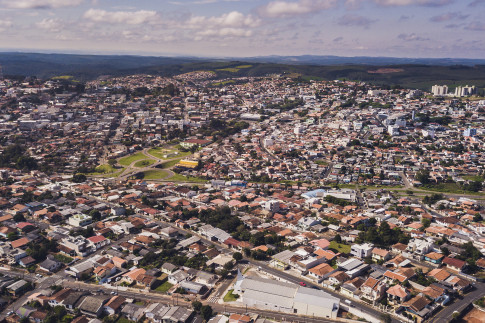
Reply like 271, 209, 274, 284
233, 252, 243, 262
108, 158, 117, 167
89, 209, 102, 222
415, 170, 430, 185
72, 173, 87, 183
192, 300, 202, 312
200, 305, 213, 321
421, 218, 431, 229
381, 313, 392, 323
334, 234, 342, 243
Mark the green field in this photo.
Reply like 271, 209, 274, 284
223, 289, 239, 302
148, 147, 191, 160
235, 65, 252, 69
134, 159, 155, 168
212, 80, 236, 86
155, 281, 173, 293
159, 159, 181, 169
329, 241, 351, 254
143, 169, 170, 180
119, 152, 147, 166
169, 173, 207, 183
216, 67, 240, 72
420, 183, 484, 195
88, 164, 125, 177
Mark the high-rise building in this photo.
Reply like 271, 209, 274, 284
463, 128, 477, 137
431, 85, 448, 96
454, 85, 476, 97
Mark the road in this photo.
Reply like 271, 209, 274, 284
428, 283, 485, 323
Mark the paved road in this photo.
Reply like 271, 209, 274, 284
428, 284, 485, 323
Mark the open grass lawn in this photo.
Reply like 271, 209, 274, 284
119, 152, 147, 166
155, 281, 173, 293
217, 67, 240, 72
88, 164, 125, 178
134, 159, 155, 168
421, 183, 484, 195
116, 318, 136, 323
148, 147, 191, 160
54, 253, 73, 263
329, 241, 351, 254
169, 173, 207, 183
212, 80, 236, 86
143, 169, 170, 180
223, 289, 239, 302
159, 159, 181, 169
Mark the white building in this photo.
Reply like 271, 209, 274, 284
350, 243, 374, 259
432, 85, 448, 96
234, 276, 339, 319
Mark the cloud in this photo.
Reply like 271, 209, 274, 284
35, 18, 64, 31
465, 22, 485, 30
187, 11, 260, 28
397, 33, 429, 41
337, 14, 376, 28
0, 0, 83, 9
469, 0, 485, 6
430, 12, 468, 22
83, 9, 158, 25
373, 0, 453, 6
333, 36, 344, 42
0, 18, 12, 31
196, 27, 253, 38
257, 0, 337, 18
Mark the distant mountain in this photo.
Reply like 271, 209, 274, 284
1, 52, 485, 91
241, 55, 485, 66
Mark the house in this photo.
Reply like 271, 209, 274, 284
79, 296, 109, 317
371, 248, 390, 262
340, 277, 364, 298
427, 268, 451, 282
424, 252, 444, 264
402, 295, 432, 322
350, 243, 373, 259
386, 284, 410, 304
360, 277, 386, 302
121, 303, 145, 322
39, 258, 62, 273
122, 268, 146, 284
7, 279, 29, 296
136, 274, 157, 288
168, 269, 191, 285
308, 263, 334, 280
104, 296, 126, 315
229, 313, 251, 323
161, 263, 179, 275
327, 271, 349, 286
87, 236, 110, 250
442, 257, 466, 272
179, 280, 208, 295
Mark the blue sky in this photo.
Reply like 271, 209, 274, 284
0, 0, 484, 58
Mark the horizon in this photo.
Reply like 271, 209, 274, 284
0, 0, 484, 59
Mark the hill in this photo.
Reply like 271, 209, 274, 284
1, 52, 485, 91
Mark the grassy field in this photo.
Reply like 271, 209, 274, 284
148, 147, 191, 160
159, 159, 181, 169
223, 289, 239, 302
420, 183, 484, 195
155, 281, 173, 293
134, 159, 155, 168
169, 173, 207, 183
212, 80, 236, 86
88, 164, 125, 177
143, 169, 170, 180
216, 67, 240, 72
236, 65, 252, 69
119, 152, 147, 166
329, 241, 351, 254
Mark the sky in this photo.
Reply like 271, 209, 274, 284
0, 0, 485, 58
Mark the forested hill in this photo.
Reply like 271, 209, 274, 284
1, 52, 485, 91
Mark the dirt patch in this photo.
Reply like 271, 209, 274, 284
368, 68, 404, 74
463, 307, 485, 323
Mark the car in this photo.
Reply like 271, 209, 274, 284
6, 311, 13, 316
110, 291, 117, 295
299, 282, 306, 286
